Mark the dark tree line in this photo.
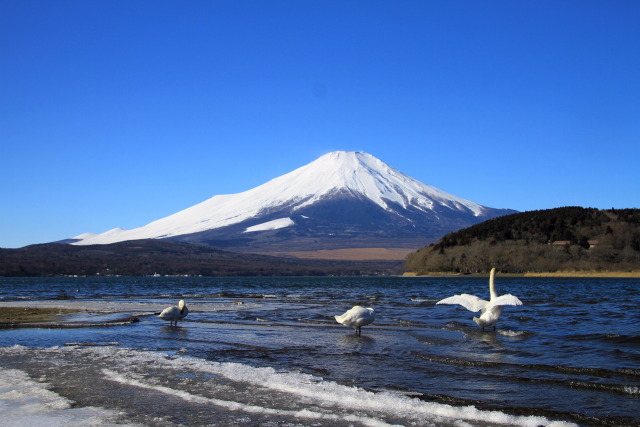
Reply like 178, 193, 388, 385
405, 207, 640, 274
0, 239, 402, 277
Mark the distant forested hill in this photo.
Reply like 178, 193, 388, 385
0, 239, 401, 277
405, 207, 640, 274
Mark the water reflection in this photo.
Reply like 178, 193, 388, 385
159, 325, 189, 339
337, 333, 376, 349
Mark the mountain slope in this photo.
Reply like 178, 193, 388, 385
68, 151, 516, 253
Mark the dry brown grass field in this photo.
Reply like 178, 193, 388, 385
254, 247, 415, 261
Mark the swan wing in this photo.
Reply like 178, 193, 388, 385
335, 306, 375, 327
335, 307, 357, 325
437, 294, 488, 312
488, 294, 523, 308
159, 306, 179, 319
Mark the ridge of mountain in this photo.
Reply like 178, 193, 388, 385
67, 151, 517, 254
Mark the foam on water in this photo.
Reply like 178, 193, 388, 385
496, 329, 532, 337
102, 369, 393, 427
410, 298, 435, 303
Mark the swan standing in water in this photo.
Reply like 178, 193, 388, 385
159, 300, 189, 326
437, 268, 522, 330
335, 306, 375, 336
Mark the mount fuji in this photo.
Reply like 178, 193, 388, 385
67, 151, 516, 255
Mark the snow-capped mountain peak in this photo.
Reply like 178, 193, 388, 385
244, 151, 484, 214
316, 151, 486, 214
70, 151, 512, 248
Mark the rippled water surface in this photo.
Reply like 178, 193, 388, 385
0, 276, 638, 426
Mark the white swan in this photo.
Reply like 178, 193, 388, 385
159, 300, 189, 326
335, 306, 375, 336
436, 268, 522, 330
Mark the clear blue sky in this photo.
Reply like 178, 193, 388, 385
1, 1, 639, 248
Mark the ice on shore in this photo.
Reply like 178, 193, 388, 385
0, 366, 136, 426
0, 345, 577, 427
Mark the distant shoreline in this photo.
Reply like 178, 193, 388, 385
403, 271, 640, 278
522, 271, 640, 278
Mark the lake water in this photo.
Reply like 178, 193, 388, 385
0, 276, 638, 426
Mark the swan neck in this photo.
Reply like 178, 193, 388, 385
489, 268, 497, 300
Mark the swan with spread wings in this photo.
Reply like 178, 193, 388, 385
437, 268, 522, 330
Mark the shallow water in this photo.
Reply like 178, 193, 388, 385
0, 276, 638, 426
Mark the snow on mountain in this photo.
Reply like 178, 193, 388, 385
71, 232, 99, 240
244, 218, 295, 233
70, 151, 507, 246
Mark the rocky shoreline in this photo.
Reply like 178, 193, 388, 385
0, 307, 82, 324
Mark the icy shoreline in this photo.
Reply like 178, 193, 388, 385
0, 345, 577, 427
0, 365, 138, 426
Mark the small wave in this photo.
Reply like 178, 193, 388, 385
618, 367, 640, 376
0, 296, 33, 301
413, 352, 630, 379
567, 380, 640, 395
63, 342, 120, 347
285, 294, 311, 300
443, 321, 469, 330
410, 298, 437, 303
567, 333, 640, 344
296, 318, 331, 325
395, 319, 422, 326
497, 330, 533, 338
624, 385, 640, 394
412, 335, 458, 346
211, 292, 265, 299
604, 334, 640, 344
413, 352, 640, 398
